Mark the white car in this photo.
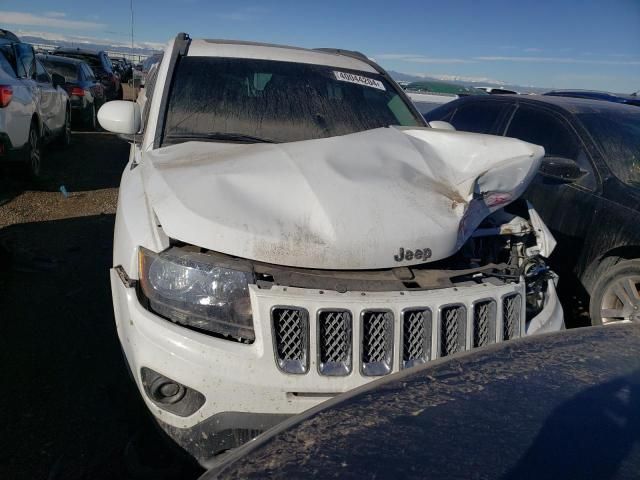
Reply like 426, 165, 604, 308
99, 33, 564, 465
0, 30, 71, 176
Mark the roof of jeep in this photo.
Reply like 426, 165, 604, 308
187, 39, 378, 73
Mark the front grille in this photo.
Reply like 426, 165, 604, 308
272, 307, 309, 374
473, 300, 497, 348
269, 285, 526, 376
402, 309, 432, 368
361, 310, 393, 376
503, 294, 522, 340
318, 310, 352, 376
440, 305, 467, 357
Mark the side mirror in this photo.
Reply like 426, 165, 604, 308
51, 73, 65, 88
539, 156, 586, 183
429, 120, 456, 131
98, 100, 141, 134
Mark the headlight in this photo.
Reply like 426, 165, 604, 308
138, 247, 254, 342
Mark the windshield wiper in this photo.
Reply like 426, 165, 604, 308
163, 132, 277, 144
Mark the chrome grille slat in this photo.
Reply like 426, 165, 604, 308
361, 311, 393, 376
318, 310, 352, 376
440, 305, 467, 357
503, 294, 522, 341
402, 309, 432, 369
272, 307, 309, 374
473, 300, 497, 348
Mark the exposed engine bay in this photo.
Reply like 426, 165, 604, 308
164, 199, 555, 326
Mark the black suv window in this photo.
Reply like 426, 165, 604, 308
34, 59, 50, 83
449, 101, 509, 134
506, 105, 581, 160
81, 64, 95, 81
58, 52, 105, 75
101, 53, 113, 73
578, 106, 640, 187
506, 104, 596, 189
14, 43, 35, 79
40, 60, 77, 82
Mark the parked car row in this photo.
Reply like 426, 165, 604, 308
0, 29, 70, 177
0, 28, 141, 177
38, 54, 106, 130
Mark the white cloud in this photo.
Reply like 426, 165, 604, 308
44, 12, 67, 18
216, 7, 267, 21
423, 73, 506, 85
523, 48, 542, 53
375, 54, 475, 64
475, 55, 640, 66
0, 11, 106, 30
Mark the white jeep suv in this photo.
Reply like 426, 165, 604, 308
99, 33, 564, 465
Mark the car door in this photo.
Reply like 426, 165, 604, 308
505, 104, 600, 264
33, 58, 64, 135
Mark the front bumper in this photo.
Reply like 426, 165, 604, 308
111, 269, 563, 464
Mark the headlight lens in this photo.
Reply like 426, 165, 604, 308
138, 247, 254, 342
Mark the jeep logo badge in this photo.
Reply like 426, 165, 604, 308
394, 247, 432, 262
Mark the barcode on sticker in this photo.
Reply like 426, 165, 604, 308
333, 71, 386, 91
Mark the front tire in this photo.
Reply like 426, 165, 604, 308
589, 258, 640, 325
25, 122, 42, 178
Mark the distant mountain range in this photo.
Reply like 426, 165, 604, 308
387, 70, 549, 94
15, 31, 162, 58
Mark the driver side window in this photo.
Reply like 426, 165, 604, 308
506, 105, 596, 189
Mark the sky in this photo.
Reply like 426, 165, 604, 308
1, 0, 639, 92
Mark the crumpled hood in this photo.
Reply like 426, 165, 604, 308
142, 126, 543, 269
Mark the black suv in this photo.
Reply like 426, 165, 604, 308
426, 95, 640, 327
51, 48, 122, 100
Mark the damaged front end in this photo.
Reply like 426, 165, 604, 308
114, 125, 564, 465
137, 197, 561, 352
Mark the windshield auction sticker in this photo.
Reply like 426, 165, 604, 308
333, 71, 386, 91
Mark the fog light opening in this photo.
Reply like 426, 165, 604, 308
140, 367, 206, 417
151, 377, 187, 405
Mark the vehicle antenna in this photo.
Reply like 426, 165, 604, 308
130, 0, 136, 147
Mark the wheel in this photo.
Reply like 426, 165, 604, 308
25, 122, 42, 178
589, 258, 640, 325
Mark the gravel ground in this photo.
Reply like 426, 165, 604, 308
0, 132, 121, 227
0, 123, 203, 479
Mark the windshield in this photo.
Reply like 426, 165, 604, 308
162, 57, 421, 145
577, 106, 640, 187
41, 60, 78, 82
58, 53, 102, 71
